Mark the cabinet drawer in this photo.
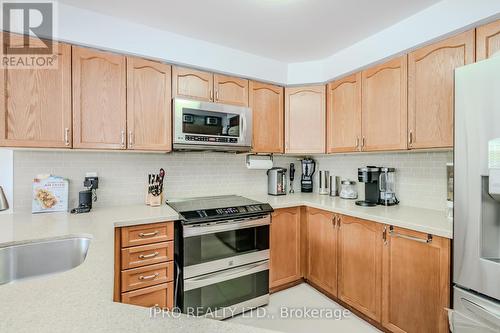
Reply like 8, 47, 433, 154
121, 241, 173, 270
121, 262, 173, 292
121, 282, 173, 309
121, 222, 173, 247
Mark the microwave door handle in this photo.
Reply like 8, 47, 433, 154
183, 261, 269, 291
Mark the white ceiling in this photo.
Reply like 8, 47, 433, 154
57, 0, 440, 63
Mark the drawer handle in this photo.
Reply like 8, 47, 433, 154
138, 231, 159, 238
139, 272, 159, 281
138, 252, 159, 259
389, 226, 432, 244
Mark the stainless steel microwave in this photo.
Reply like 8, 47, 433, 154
173, 98, 252, 152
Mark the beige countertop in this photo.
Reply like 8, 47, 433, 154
0, 193, 451, 332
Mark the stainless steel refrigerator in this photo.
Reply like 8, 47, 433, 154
453, 55, 500, 332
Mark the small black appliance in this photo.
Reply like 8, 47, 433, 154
355, 166, 380, 207
301, 158, 316, 193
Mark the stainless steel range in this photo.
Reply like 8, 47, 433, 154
168, 195, 273, 319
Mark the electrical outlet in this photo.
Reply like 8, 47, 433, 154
84, 176, 99, 190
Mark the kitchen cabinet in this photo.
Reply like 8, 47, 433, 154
0, 34, 72, 148
172, 67, 248, 106
326, 73, 362, 153
127, 57, 172, 151
361, 56, 407, 152
476, 19, 500, 61
270, 207, 301, 289
285, 85, 326, 154
338, 215, 383, 322
114, 221, 174, 310
382, 226, 450, 333
172, 66, 213, 102
72, 46, 127, 149
213, 74, 249, 106
408, 31, 474, 149
249, 81, 284, 153
306, 208, 338, 296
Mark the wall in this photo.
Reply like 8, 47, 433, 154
287, 0, 500, 84
12, 151, 293, 212
312, 151, 452, 211
12, 150, 451, 213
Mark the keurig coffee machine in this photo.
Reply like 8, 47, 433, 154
301, 158, 316, 192
356, 166, 380, 207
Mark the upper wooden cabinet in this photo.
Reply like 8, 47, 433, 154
72, 46, 127, 149
0, 35, 72, 148
127, 57, 172, 152
338, 215, 383, 322
361, 56, 408, 152
172, 67, 248, 106
382, 226, 451, 333
249, 81, 284, 153
326, 73, 362, 153
307, 208, 338, 296
172, 66, 213, 102
476, 19, 500, 61
270, 207, 302, 289
285, 85, 326, 154
408, 31, 474, 149
213, 74, 248, 106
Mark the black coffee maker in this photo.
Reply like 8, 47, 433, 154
301, 158, 316, 192
356, 166, 380, 207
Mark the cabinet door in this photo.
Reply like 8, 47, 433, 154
327, 73, 362, 153
476, 19, 500, 61
382, 226, 450, 333
285, 85, 326, 154
249, 81, 284, 153
0, 34, 71, 148
214, 74, 249, 106
408, 31, 474, 149
72, 46, 126, 149
338, 215, 383, 322
307, 208, 337, 296
127, 57, 172, 151
361, 56, 407, 151
172, 66, 213, 102
270, 207, 301, 289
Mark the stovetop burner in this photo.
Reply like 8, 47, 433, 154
167, 195, 273, 224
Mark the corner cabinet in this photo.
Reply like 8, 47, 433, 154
361, 56, 408, 152
476, 19, 500, 61
408, 31, 474, 149
270, 207, 301, 289
0, 34, 72, 148
126, 57, 172, 152
382, 226, 450, 333
306, 208, 338, 296
249, 81, 284, 153
326, 73, 362, 153
285, 85, 326, 154
72, 46, 127, 149
338, 215, 383, 322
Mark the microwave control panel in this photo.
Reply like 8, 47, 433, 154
185, 135, 238, 143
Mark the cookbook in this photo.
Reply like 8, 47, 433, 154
32, 175, 69, 213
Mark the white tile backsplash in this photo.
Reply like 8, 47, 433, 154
11, 150, 452, 212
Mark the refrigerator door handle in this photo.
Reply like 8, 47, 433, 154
461, 298, 500, 328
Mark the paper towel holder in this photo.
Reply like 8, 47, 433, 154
246, 154, 274, 170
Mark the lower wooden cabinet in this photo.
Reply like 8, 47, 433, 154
382, 226, 450, 333
338, 215, 383, 322
306, 208, 338, 296
270, 207, 302, 289
114, 221, 174, 310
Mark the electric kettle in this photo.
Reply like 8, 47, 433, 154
267, 167, 287, 196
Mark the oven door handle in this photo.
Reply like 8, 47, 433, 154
183, 260, 269, 291
183, 215, 270, 238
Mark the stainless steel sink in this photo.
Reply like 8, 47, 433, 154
0, 236, 91, 285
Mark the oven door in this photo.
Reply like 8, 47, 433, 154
182, 215, 270, 278
183, 260, 269, 319
173, 98, 252, 151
